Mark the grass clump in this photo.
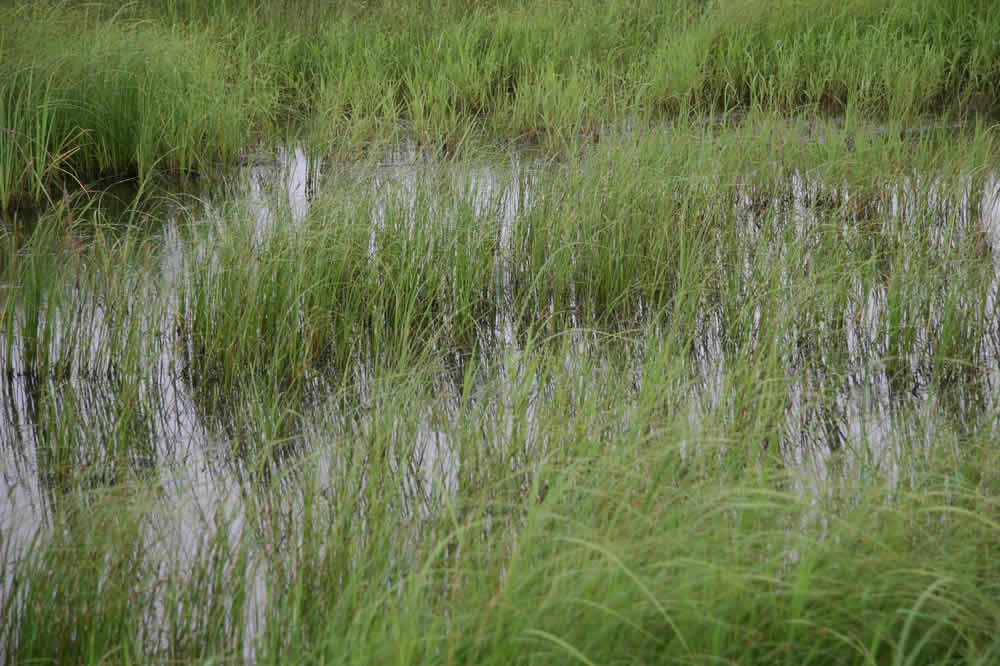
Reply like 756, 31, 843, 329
0, 2, 270, 212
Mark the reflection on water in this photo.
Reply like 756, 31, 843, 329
1, 141, 999, 654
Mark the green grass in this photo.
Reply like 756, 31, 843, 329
4, 347, 1000, 664
3, 0, 1000, 663
3, 0, 999, 209
171, 118, 997, 399
0, 2, 272, 212
3, 121, 997, 660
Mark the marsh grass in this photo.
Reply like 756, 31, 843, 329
163, 120, 1000, 433
0, 68, 83, 213
0, 2, 270, 211
3, 2, 1000, 662
176, 162, 511, 401
5, 0, 999, 208
5, 346, 1000, 664
2, 202, 161, 376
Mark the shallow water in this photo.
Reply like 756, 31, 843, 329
2, 139, 999, 656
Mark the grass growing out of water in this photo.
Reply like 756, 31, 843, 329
3, 0, 1000, 662
4, 346, 1000, 664
6, 120, 998, 661
177, 170, 504, 399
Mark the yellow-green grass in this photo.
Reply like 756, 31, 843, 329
4, 0, 999, 210
2, 3, 1000, 661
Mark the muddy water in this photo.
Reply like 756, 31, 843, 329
1, 142, 999, 654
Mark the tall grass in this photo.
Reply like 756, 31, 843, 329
2, 7, 1000, 659
169, 120, 998, 422
176, 165, 506, 403
645, 0, 1000, 118
0, 68, 80, 213
0, 2, 271, 211
4, 0, 999, 209
5, 344, 1000, 663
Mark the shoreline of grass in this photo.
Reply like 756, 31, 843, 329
3, 0, 1000, 212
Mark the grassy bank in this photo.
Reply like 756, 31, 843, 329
3, 0, 999, 210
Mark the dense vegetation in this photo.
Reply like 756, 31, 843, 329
3, 0, 998, 210
2, 1, 1000, 664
